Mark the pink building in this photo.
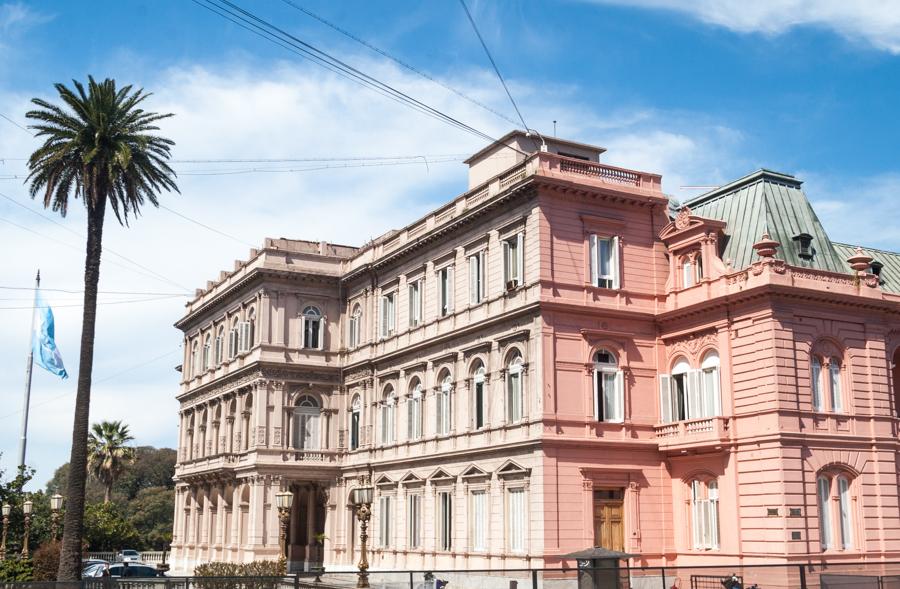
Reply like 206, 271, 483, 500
170, 131, 900, 578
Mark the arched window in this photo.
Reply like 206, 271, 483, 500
700, 351, 722, 418
350, 395, 361, 451
660, 358, 691, 423
381, 386, 396, 445
214, 326, 225, 365
593, 349, 623, 422
472, 363, 486, 430
202, 335, 212, 371
191, 340, 200, 377
247, 308, 256, 349
407, 381, 423, 441
690, 478, 719, 550
349, 304, 362, 348
818, 473, 854, 551
228, 317, 240, 359
302, 306, 324, 350
506, 353, 524, 423
437, 374, 452, 435
682, 257, 695, 288
812, 354, 844, 413
292, 395, 320, 451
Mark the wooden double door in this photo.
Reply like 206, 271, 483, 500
593, 489, 625, 551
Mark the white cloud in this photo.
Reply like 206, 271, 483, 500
0, 55, 747, 486
587, 0, 900, 54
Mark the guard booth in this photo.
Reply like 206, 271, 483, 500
563, 547, 634, 589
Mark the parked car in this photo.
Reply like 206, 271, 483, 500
81, 559, 108, 578
83, 562, 162, 578
117, 549, 141, 562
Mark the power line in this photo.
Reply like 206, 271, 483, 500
0, 112, 33, 136
278, 0, 520, 127
458, 0, 530, 133
194, 0, 527, 156
0, 285, 189, 296
0, 190, 191, 291
0, 294, 185, 310
173, 157, 461, 176
158, 204, 257, 248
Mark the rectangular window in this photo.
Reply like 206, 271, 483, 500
474, 379, 485, 429
812, 358, 824, 411
469, 252, 484, 304
437, 491, 452, 550
595, 370, 624, 422
379, 496, 392, 548
503, 233, 524, 289
438, 266, 454, 316
683, 261, 694, 288
408, 495, 421, 549
228, 327, 238, 359
348, 314, 359, 348
589, 234, 620, 289
507, 365, 523, 423
691, 481, 719, 550
408, 280, 422, 327
380, 292, 395, 338
838, 477, 852, 549
507, 488, 526, 552
436, 384, 451, 435
818, 477, 831, 550
660, 369, 711, 423
214, 335, 223, 364
830, 362, 843, 413
407, 392, 422, 440
238, 321, 252, 352
470, 491, 487, 551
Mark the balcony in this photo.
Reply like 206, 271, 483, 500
654, 416, 731, 454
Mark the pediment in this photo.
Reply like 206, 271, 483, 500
374, 474, 396, 487
497, 460, 530, 479
428, 468, 455, 482
461, 465, 490, 480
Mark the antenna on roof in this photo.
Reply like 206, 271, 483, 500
553, 120, 557, 136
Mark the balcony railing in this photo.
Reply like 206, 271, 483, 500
654, 416, 730, 452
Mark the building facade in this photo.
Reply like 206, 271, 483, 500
170, 131, 900, 577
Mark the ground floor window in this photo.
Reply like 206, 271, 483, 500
690, 479, 719, 550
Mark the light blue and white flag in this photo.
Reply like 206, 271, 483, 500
33, 291, 68, 379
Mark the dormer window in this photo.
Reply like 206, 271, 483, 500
793, 233, 814, 260
871, 260, 884, 278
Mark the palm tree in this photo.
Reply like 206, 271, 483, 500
26, 76, 178, 581
87, 420, 136, 503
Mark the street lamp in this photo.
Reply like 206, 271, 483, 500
350, 485, 374, 589
50, 494, 65, 540
275, 490, 293, 561
21, 499, 33, 558
1, 503, 10, 561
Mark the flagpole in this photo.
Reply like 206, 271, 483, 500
19, 269, 39, 471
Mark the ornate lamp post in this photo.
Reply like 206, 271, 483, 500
351, 484, 374, 589
275, 490, 294, 561
1, 503, 10, 560
50, 493, 65, 540
21, 499, 33, 557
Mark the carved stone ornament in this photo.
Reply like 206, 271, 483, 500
666, 330, 717, 359
674, 206, 692, 230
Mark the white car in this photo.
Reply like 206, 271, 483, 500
117, 549, 141, 562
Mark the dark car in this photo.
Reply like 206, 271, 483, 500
84, 562, 161, 578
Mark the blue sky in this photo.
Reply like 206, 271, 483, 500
1, 0, 899, 485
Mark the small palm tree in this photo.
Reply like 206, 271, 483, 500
26, 76, 178, 581
88, 420, 137, 503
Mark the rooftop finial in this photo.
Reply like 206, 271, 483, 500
752, 233, 780, 259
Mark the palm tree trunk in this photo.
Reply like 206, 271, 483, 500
104, 484, 111, 504
56, 195, 106, 581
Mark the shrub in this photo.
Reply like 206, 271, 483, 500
32, 540, 61, 581
0, 556, 34, 582
194, 559, 286, 589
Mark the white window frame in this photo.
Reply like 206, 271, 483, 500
812, 355, 844, 413
659, 355, 721, 423
819, 474, 854, 551
349, 304, 361, 348
473, 366, 486, 429
408, 280, 423, 327
228, 320, 239, 358
818, 475, 833, 550
214, 328, 224, 365
507, 487, 526, 553
202, 335, 211, 371
380, 291, 396, 339
593, 350, 624, 423
507, 355, 524, 423
469, 251, 485, 304
408, 494, 421, 549
349, 395, 361, 451
378, 495, 392, 548
408, 384, 423, 441
470, 490, 488, 552
690, 479, 719, 550
589, 233, 620, 289
437, 376, 452, 435
381, 389, 396, 445
438, 266, 454, 316
503, 232, 525, 290
437, 491, 453, 551
238, 320, 252, 353
301, 306, 324, 350
292, 395, 320, 451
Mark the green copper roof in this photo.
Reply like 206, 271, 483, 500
683, 169, 848, 273
833, 242, 900, 294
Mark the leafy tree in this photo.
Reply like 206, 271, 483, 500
26, 76, 178, 580
83, 502, 139, 551
45, 463, 105, 504
127, 487, 174, 550
88, 420, 136, 503
113, 447, 176, 499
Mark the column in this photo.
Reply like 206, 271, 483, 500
230, 485, 241, 552
306, 485, 316, 561
248, 477, 266, 550
272, 382, 285, 450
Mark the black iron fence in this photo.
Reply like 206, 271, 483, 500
6, 561, 900, 589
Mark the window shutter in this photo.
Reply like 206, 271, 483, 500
300, 316, 308, 349
593, 370, 600, 422
238, 321, 250, 352
611, 236, 621, 289
447, 267, 455, 313
589, 234, 598, 286
830, 362, 843, 413
687, 369, 702, 420
614, 370, 625, 422
812, 359, 822, 411
516, 233, 525, 283
380, 296, 388, 338
318, 317, 326, 350
469, 257, 477, 304
408, 284, 415, 326
503, 240, 510, 284
659, 374, 672, 423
